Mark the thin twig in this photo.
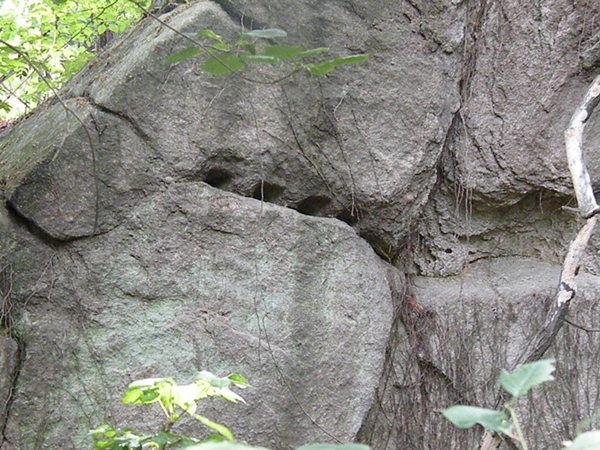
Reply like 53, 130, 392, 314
564, 317, 600, 333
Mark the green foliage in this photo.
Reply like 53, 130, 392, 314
498, 358, 555, 397
442, 359, 600, 450
91, 372, 367, 450
164, 27, 367, 78
0, 0, 149, 118
441, 406, 511, 435
91, 372, 249, 449
0, 3, 366, 120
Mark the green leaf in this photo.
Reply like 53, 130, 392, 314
227, 374, 251, 388
196, 371, 219, 382
164, 46, 203, 64
264, 45, 303, 60
121, 387, 144, 404
297, 47, 330, 58
332, 54, 368, 65
209, 377, 231, 388
500, 359, 556, 398
218, 387, 245, 403
195, 414, 235, 441
563, 431, 600, 449
148, 433, 169, 446
197, 29, 223, 42
305, 61, 336, 77
304, 54, 367, 76
89, 425, 116, 438
122, 378, 173, 405
298, 445, 370, 450
171, 383, 204, 414
241, 54, 278, 64
441, 406, 512, 434
243, 29, 287, 39
234, 40, 256, 54
212, 42, 231, 51
201, 54, 244, 75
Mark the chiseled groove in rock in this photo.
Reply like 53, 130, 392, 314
85, 97, 153, 145
3, 202, 66, 247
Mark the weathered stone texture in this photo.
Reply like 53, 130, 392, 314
360, 258, 600, 450
1, 0, 600, 448
0, 184, 393, 449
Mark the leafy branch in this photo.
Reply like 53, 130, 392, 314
442, 359, 600, 450
126, 0, 367, 81
163, 27, 367, 79
90, 372, 250, 450
0, 0, 149, 118
90, 371, 370, 450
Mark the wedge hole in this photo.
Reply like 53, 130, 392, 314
204, 168, 233, 189
336, 207, 359, 226
252, 182, 285, 202
296, 195, 331, 216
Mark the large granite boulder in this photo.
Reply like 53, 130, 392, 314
0, 183, 394, 449
1, 0, 600, 449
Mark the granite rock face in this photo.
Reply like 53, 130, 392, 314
1, 0, 600, 449
0, 183, 394, 449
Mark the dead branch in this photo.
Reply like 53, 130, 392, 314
565, 74, 600, 219
515, 215, 597, 366
511, 74, 600, 364
512, 74, 600, 364
481, 75, 600, 449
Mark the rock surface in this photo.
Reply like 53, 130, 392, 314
360, 258, 600, 449
1, 0, 600, 449
0, 183, 393, 449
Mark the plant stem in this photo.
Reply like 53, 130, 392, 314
505, 402, 528, 450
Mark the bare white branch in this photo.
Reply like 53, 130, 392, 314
557, 215, 597, 307
481, 74, 600, 450
565, 74, 600, 218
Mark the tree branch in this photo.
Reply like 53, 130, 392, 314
512, 73, 600, 366
482, 74, 600, 449
565, 74, 600, 218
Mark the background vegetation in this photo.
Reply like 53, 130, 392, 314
0, 0, 149, 119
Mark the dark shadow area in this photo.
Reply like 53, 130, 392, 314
295, 195, 331, 216
203, 168, 233, 189
251, 182, 285, 203
336, 207, 360, 226
4, 203, 65, 247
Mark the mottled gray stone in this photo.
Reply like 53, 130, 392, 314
57, 0, 461, 255
0, 100, 155, 240
361, 258, 600, 450
1, 0, 600, 448
0, 335, 17, 423
1, 183, 393, 449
